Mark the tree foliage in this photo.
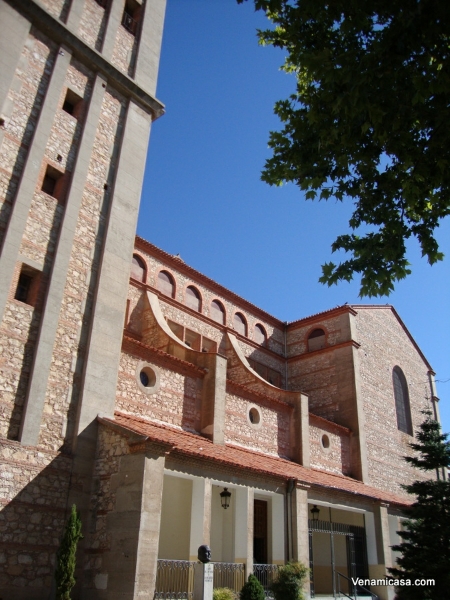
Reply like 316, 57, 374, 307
55, 504, 83, 600
389, 411, 450, 599
238, 0, 450, 296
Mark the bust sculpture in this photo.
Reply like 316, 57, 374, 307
197, 544, 211, 563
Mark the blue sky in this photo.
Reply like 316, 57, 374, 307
138, 0, 450, 433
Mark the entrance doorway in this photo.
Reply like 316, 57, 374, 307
253, 499, 268, 564
308, 520, 370, 598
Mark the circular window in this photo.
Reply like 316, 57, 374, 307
247, 405, 262, 429
249, 408, 260, 424
321, 434, 330, 450
136, 362, 160, 395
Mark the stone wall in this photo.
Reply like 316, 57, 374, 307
0, 29, 56, 247
116, 352, 201, 432
225, 391, 291, 458
354, 307, 432, 495
38, 85, 127, 451
77, 0, 108, 51
111, 23, 137, 77
83, 425, 130, 593
308, 418, 351, 476
0, 438, 71, 595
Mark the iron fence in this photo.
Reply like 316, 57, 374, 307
154, 560, 246, 598
213, 562, 245, 592
154, 559, 195, 600
253, 564, 280, 598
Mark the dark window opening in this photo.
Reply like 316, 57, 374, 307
15, 273, 32, 303
185, 285, 201, 312
254, 323, 267, 346
62, 88, 83, 118
131, 254, 146, 282
248, 358, 282, 387
140, 371, 149, 387
393, 366, 413, 435
14, 264, 41, 307
122, 0, 141, 35
94, 0, 109, 7
210, 300, 225, 325
233, 312, 247, 336
308, 328, 326, 351
157, 270, 175, 298
41, 165, 64, 200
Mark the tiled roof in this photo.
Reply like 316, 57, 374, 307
100, 411, 410, 508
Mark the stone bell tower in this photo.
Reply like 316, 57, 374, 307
0, 0, 166, 597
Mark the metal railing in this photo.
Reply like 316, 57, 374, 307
213, 562, 245, 592
336, 571, 378, 600
154, 560, 245, 598
121, 11, 138, 35
154, 559, 195, 599
253, 564, 280, 598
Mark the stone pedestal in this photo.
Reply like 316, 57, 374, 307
194, 562, 214, 600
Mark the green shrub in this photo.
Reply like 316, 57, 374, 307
270, 562, 309, 600
213, 588, 236, 600
240, 574, 265, 600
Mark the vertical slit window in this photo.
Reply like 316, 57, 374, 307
393, 366, 413, 435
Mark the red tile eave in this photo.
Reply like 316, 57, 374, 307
99, 412, 410, 509
287, 304, 357, 329
309, 413, 351, 436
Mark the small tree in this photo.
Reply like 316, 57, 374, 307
271, 562, 309, 600
389, 411, 450, 600
55, 504, 83, 600
240, 574, 265, 600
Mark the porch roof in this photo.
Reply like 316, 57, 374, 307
99, 411, 411, 508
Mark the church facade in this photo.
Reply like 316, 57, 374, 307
0, 1, 442, 600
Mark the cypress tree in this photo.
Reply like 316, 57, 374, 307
389, 410, 450, 600
55, 504, 83, 600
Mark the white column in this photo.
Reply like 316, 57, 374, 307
189, 477, 212, 562
234, 486, 254, 579
271, 494, 285, 565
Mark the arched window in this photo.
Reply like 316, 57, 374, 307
233, 312, 247, 336
308, 328, 326, 351
254, 323, 267, 346
210, 300, 225, 325
130, 254, 146, 282
185, 285, 201, 312
157, 270, 175, 298
393, 366, 413, 435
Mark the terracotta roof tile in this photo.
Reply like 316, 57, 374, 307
100, 412, 410, 508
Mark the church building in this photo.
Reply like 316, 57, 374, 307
0, 1, 442, 600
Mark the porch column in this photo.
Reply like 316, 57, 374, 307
271, 493, 285, 565
189, 477, 212, 561
105, 450, 165, 600
234, 487, 254, 580
368, 503, 395, 600
291, 484, 309, 566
